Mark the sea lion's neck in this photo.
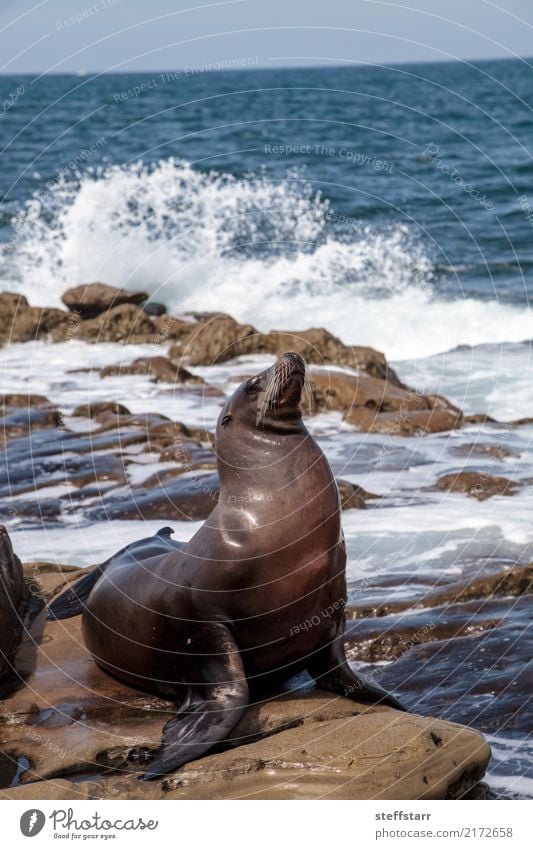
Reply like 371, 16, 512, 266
217, 424, 330, 497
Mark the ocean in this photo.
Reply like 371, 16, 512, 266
1, 58, 532, 796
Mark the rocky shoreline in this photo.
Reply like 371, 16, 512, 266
1, 282, 532, 799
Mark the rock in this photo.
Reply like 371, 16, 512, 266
158, 441, 217, 469
0, 526, 25, 678
311, 370, 428, 414
336, 479, 378, 509
376, 596, 531, 735
450, 442, 518, 460
100, 356, 203, 384
344, 597, 507, 663
61, 283, 148, 319
161, 711, 489, 800
0, 394, 51, 411
170, 314, 259, 366
463, 413, 499, 425
142, 301, 167, 316
168, 313, 403, 385
53, 304, 157, 344
0, 291, 68, 347
345, 407, 462, 436
263, 328, 401, 384
0, 407, 64, 441
308, 369, 462, 435
435, 471, 519, 500
72, 401, 131, 418
346, 563, 533, 619
87, 472, 220, 522
0, 562, 490, 799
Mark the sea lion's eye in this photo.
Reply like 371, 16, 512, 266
221, 414, 232, 427
246, 377, 261, 395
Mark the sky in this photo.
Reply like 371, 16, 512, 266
1, 0, 533, 74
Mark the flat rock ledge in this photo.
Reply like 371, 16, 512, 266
0, 562, 490, 801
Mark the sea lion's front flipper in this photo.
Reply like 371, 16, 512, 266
141, 624, 249, 780
308, 629, 405, 711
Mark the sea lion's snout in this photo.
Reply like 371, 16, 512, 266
276, 351, 306, 378
254, 351, 312, 426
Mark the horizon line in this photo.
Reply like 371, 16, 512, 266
1, 53, 532, 76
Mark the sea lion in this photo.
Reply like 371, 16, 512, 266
49, 352, 402, 779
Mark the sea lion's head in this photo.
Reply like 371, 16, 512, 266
217, 352, 310, 441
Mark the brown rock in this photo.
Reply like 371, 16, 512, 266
161, 712, 489, 800
169, 313, 402, 385
100, 356, 203, 384
72, 401, 131, 418
346, 407, 462, 436
262, 328, 401, 384
311, 369, 428, 415
336, 479, 379, 509
0, 292, 68, 346
61, 282, 148, 319
0, 394, 51, 411
0, 563, 490, 799
436, 471, 518, 500
169, 313, 259, 366
61, 303, 157, 343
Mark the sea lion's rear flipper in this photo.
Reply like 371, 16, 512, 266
47, 527, 184, 621
141, 624, 249, 780
308, 629, 405, 711
46, 567, 103, 620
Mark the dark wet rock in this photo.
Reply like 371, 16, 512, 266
87, 472, 220, 521
61, 283, 148, 319
0, 527, 25, 678
435, 471, 519, 500
94, 412, 172, 433
377, 596, 532, 735
0, 407, 64, 441
142, 421, 203, 450
0, 292, 68, 347
1, 499, 63, 523
142, 301, 167, 316
0, 449, 128, 500
0, 429, 140, 502
345, 597, 512, 663
346, 563, 533, 619
168, 313, 403, 385
0, 562, 490, 799
450, 442, 519, 460
336, 479, 379, 510
100, 356, 204, 384
72, 401, 131, 418
3, 427, 147, 463
158, 441, 217, 469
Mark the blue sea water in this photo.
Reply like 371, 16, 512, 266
1, 59, 533, 360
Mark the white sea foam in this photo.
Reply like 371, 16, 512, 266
3, 159, 533, 361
